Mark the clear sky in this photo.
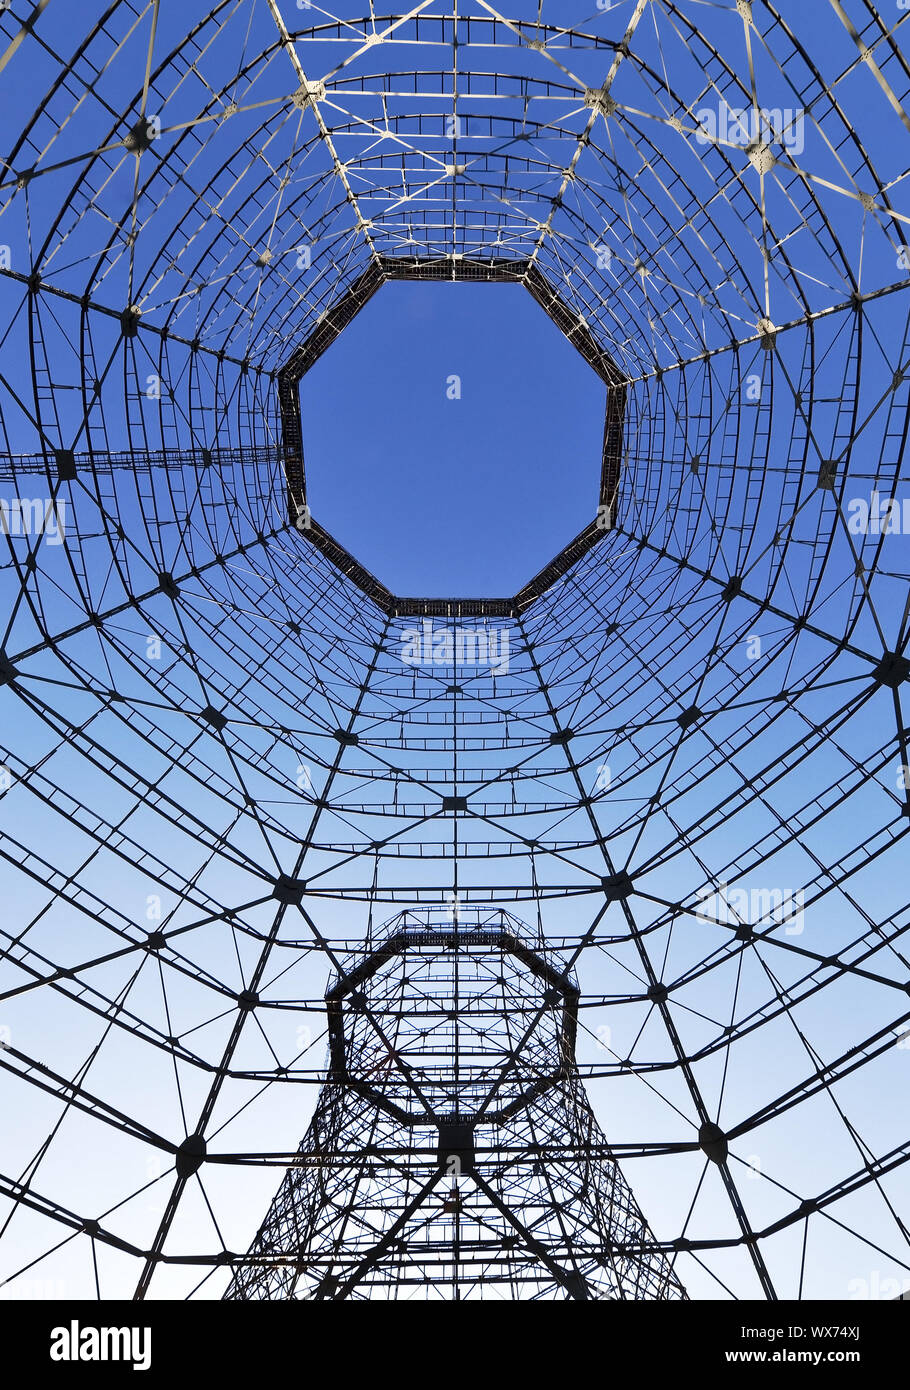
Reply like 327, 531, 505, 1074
301, 280, 607, 594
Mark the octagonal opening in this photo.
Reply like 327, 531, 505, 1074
300, 280, 609, 596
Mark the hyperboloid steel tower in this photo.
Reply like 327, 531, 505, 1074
1, 2, 909, 1305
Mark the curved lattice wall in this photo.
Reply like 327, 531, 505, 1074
0, 1, 908, 1300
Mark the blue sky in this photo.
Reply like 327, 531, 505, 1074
301, 280, 607, 594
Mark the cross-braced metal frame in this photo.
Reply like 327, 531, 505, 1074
0, 0, 909, 1302
224, 907, 687, 1300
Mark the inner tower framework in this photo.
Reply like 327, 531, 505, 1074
224, 908, 687, 1300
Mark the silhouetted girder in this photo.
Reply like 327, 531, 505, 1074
223, 909, 686, 1301
0, 444, 281, 480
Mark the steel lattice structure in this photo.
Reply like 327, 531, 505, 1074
224, 908, 687, 1300
0, 0, 909, 1302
